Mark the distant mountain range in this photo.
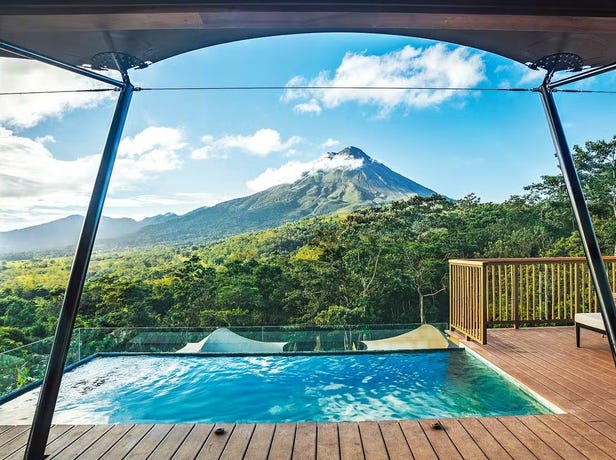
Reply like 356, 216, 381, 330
0, 147, 436, 256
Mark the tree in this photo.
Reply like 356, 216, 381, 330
524, 135, 616, 255
402, 223, 450, 324
0, 296, 35, 328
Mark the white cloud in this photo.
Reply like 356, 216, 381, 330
322, 138, 340, 148
0, 126, 185, 230
102, 191, 239, 222
283, 44, 485, 116
518, 67, 546, 86
294, 99, 322, 114
34, 135, 55, 144
0, 57, 114, 128
191, 128, 303, 159
112, 126, 185, 189
247, 151, 364, 192
191, 135, 230, 160
496, 62, 546, 87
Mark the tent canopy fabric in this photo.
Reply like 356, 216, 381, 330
176, 327, 288, 353
361, 324, 450, 351
1, 1, 616, 72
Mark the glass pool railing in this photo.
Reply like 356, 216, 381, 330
0, 323, 449, 400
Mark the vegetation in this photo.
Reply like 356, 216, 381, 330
1, 135, 615, 353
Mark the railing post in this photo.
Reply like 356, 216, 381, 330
512, 264, 519, 329
480, 263, 487, 344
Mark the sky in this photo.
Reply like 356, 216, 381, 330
1, 33, 616, 231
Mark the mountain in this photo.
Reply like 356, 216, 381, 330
0, 146, 436, 255
127, 146, 437, 246
0, 213, 176, 255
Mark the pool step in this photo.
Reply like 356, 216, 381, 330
445, 330, 464, 347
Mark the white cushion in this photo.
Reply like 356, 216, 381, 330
575, 312, 606, 331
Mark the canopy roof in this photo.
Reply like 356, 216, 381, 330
1, 1, 616, 72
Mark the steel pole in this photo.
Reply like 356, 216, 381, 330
539, 84, 616, 366
549, 62, 616, 90
24, 82, 134, 460
0, 40, 124, 88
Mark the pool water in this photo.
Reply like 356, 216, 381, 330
21, 351, 551, 424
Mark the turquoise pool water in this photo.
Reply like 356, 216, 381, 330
40, 352, 550, 423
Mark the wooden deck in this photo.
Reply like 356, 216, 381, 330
2, 327, 616, 459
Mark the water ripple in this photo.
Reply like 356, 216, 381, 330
37, 351, 552, 424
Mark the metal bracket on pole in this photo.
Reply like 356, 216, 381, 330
534, 53, 616, 366
23, 73, 134, 459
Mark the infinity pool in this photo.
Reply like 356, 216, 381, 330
5, 351, 551, 424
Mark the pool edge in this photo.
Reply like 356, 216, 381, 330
459, 342, 566, 415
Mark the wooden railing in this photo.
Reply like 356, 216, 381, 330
449, 257, 616, 344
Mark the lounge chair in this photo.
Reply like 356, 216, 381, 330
575, 312, 606, 347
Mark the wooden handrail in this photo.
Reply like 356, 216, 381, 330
449, 257, 616, 344
453, 257, 616, 264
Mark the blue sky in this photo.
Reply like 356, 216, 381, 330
1, 33, 615, 231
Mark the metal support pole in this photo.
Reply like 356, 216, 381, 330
549, 62, 616, 89
539, 84, 616, 366
0, 40, 124, 88
24, 81, 134, 460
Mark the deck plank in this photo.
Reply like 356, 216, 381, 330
583, 420, 616, 446
316, 422, 339, 460
220, 423, 256, 460
267, 423, 295, 460
357, 422, 387, 460
399, 420, 437, 460
456, 418, 512, 459
171, 424, 213, 459
4, 425, 73, 460
476, 418, 536, 459
292, 423, 316, 460
99, 424, 152, 459
338, 422, 364, 460
49, 425, 112, 459
146, 424, 193, 460
2, 429, 41, 459
244, 423, 275, 460
418, 419, 462, 460
39, 425, 94, 458
0, 426, 28, 450
376, 421, 412, 460
437, 418, 486, 460
127, 424, 173, 458
497, 417, 559, 459
195, 423, 235, 459
76, 424, 133, 459
538, 415, 612, 460
517, 415, 587, 459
